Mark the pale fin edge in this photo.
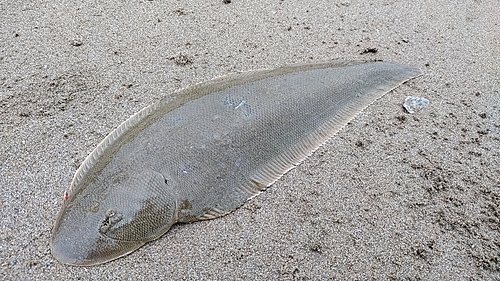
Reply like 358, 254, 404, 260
197, 180, 264, 220
69, 101, 163, 194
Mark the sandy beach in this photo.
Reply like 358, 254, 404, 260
1, 0, 499, 280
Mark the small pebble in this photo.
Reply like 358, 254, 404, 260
403, 96, 429, 114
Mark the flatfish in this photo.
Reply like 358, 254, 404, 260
51, 61, 421, 265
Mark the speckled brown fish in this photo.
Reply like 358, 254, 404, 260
51, 61, 421, 266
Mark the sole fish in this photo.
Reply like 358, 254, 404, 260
51, 61, 422, 265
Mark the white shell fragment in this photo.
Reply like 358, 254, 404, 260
51, 61, 422, 266
403, 96, 429, 113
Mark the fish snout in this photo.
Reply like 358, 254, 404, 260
51, 211, 145, 266
51, 168, 178, 265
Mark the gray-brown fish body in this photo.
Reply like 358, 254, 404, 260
51, 61, 421, 265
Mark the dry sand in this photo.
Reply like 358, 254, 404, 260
1, 0, 499, 280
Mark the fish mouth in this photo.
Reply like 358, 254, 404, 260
50, 205, 144, 266
51, 223, 144, 266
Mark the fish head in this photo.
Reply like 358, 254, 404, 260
51, 168, 177, 266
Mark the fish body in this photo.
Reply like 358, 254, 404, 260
51, 61, 421, 265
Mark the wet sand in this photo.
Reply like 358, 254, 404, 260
1, 0, 499, 280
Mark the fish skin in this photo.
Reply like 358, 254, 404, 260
51, 61, 422, 266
